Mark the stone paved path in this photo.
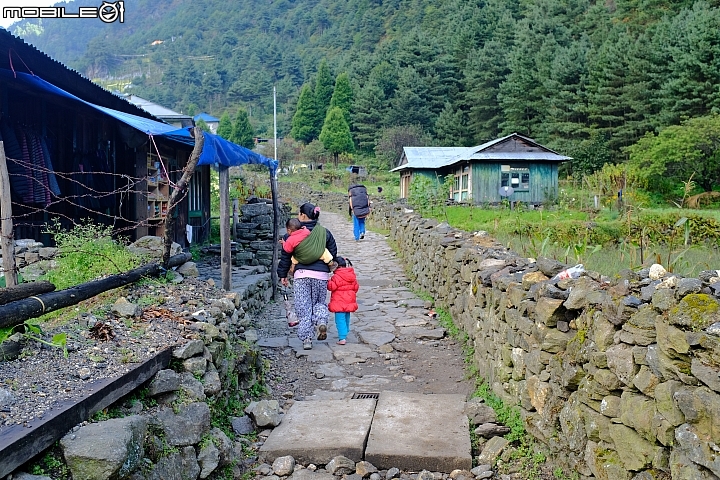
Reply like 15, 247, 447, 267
258, 211, 473, 401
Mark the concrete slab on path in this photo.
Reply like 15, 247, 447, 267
258, 399, 376, 465
365, 391, 472, 472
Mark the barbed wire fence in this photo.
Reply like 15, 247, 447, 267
0, 151, 193, 284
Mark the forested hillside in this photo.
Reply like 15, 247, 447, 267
11, 0, 720, 183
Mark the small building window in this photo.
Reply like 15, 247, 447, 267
501, 165, 530, 191
451, 165, 471, 201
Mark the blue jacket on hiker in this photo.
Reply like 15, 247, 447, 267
277, 219, 337, 279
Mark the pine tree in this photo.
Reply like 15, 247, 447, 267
386, 67, 433, 131
231, 109, 255, 149
290, 84, 319, 144
352, 80, 386, 152
319, 106, 354, 166
330, 72, 353, 125
435, 102, 469, 146
537, 39, 590, 143
315, 60, 335, 126
217, 113, 233, 140
657, 3, 720, 125
586, 29, 638, 153
464, 41, 511, 143
196, 119, 210, 132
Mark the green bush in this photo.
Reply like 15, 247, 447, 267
41, 220, 144, 290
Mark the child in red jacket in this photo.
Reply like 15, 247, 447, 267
327, 257, 359, 345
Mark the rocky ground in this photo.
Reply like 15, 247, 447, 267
0, 276, 226, 431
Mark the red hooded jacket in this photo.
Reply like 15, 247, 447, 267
327, 266, 359, 313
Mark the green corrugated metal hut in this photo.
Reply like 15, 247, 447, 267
392, 133, 571, 205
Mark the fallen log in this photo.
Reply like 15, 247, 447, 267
0, 281, 55, 306
0, 253, 191, 329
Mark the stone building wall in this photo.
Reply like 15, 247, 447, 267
234, 202, 290, 268
281, 183, 720, 480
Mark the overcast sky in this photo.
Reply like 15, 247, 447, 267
1, 0, 76, 29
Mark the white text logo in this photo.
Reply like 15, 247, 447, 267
3, 1, 125, 23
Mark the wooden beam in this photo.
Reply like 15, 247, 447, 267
0, 141, 17, 288
270, 171, 279, 299
0, 348, 171, 478
219, 165, 231, 291
232, 198, 239, 241
162, 128, 203, 269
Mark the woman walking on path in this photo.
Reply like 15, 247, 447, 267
277, 203, 338, 350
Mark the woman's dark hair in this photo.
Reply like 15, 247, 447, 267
299, 202, 320, 220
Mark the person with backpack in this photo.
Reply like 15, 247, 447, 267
348, 183, 370, 241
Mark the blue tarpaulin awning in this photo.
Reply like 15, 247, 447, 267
0, 70, 278, 173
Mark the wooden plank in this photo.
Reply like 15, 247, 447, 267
270, 171, 279, 299
219, 166, 231, 291
232, 198, 239, 241
0, 348, 171, 478
0, 141, 17, 288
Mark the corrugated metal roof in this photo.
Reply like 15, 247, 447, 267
391, 147, 468, 171
391, 133, 571, 171
124, 94, 192, 120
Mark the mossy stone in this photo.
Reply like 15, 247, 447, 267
669, 294, 720, 331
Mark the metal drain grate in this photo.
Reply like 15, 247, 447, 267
352, 392, 380, 399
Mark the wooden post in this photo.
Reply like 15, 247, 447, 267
232, 198, 239, 241
270, 169, 279, 299
219, 165, 231, 291
162, 128, 203, 269
0, 142, 17, 288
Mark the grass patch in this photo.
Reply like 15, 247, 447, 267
41, 220, 144, 290
472, 382, 525, 442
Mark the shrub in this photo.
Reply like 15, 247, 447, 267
42, 219, 144, 290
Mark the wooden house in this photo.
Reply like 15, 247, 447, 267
0, 29, 211, 246
392, 133, 571, 205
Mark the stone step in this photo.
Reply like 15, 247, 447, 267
365, 391, 472, 472
258, 398, 377, 465
258, 391, 472, 473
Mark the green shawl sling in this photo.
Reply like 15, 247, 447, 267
292, 223, 327, 264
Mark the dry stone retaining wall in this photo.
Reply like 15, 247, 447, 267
281, 184, 720, 480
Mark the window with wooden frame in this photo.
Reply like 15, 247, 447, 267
501, 165, 530, 191
451, 164, 471, 201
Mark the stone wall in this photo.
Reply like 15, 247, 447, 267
234, 202, 290, 269
0, 239, 59, 282
280, 183, 720, 480
8, 278, 275, 480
